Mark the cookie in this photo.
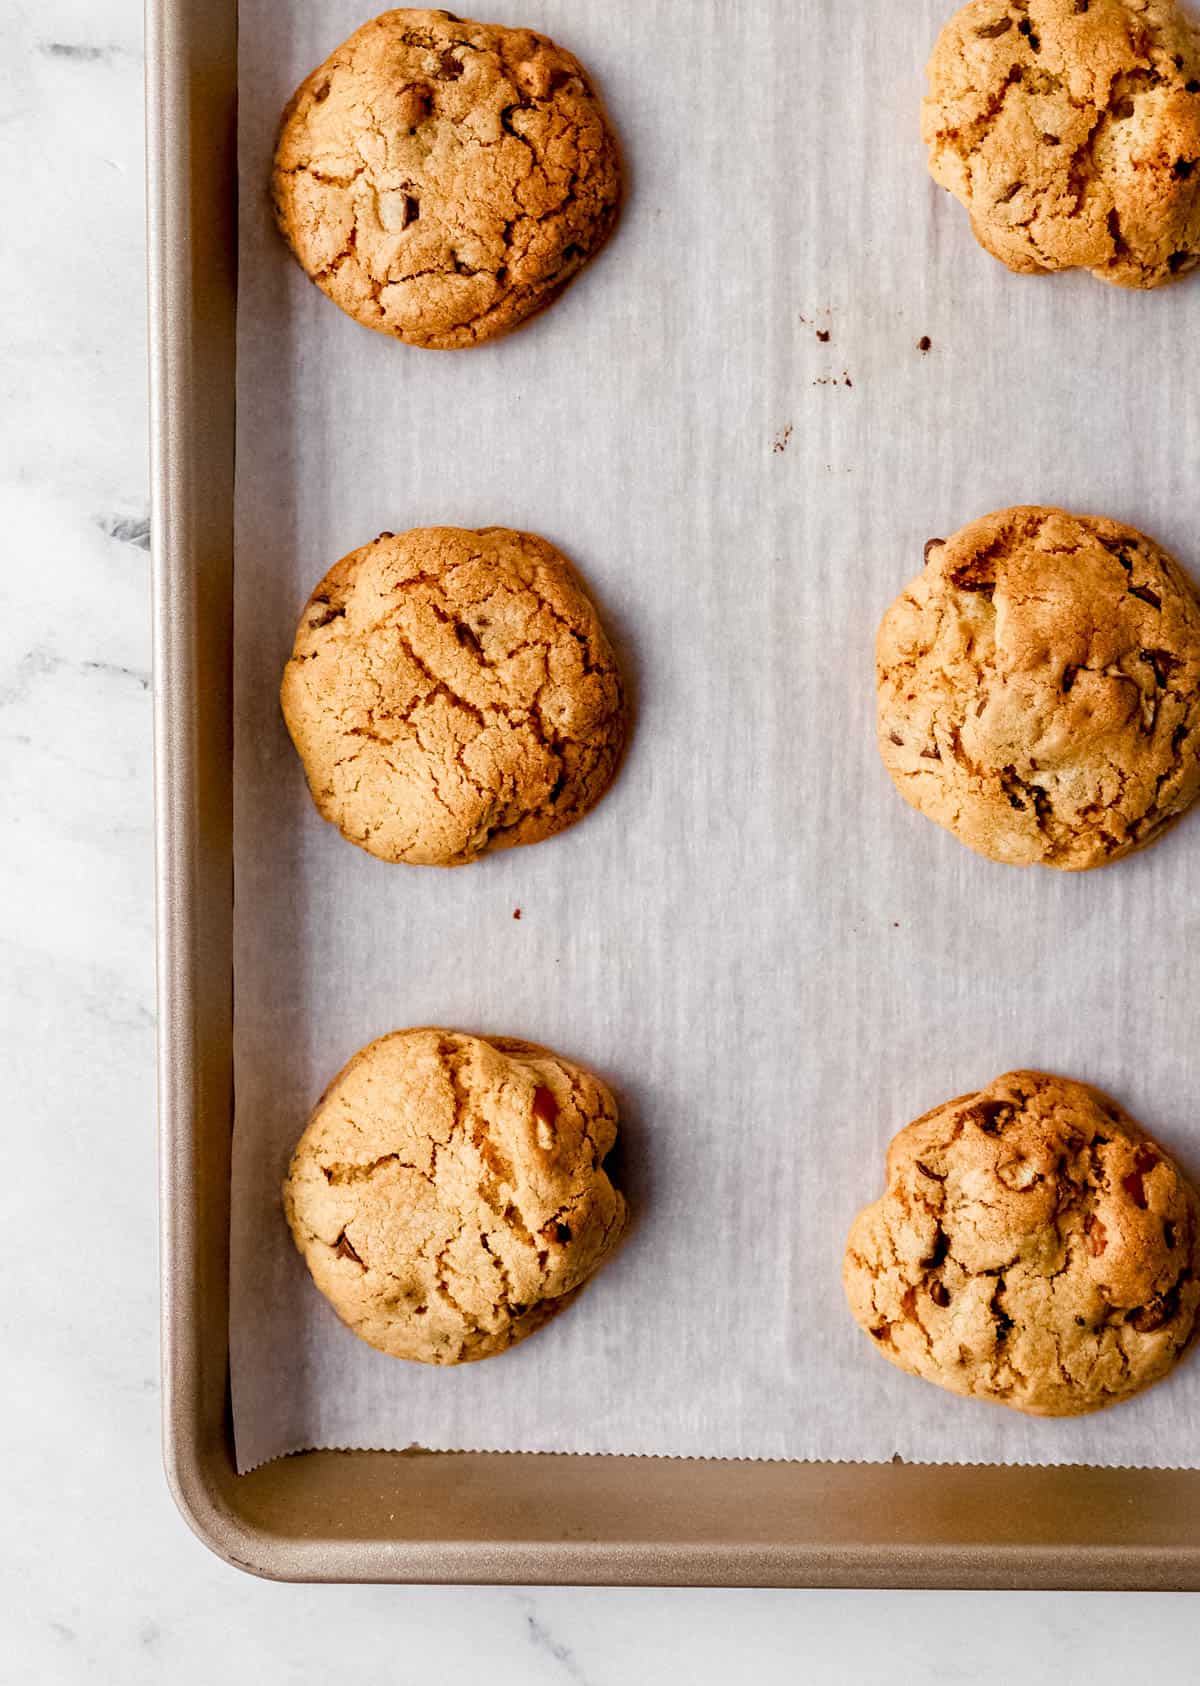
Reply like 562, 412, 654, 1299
272, 9, 622, 348
281, 526, 627, 867
877, 506, 1200, 869
922, 0, 1200, 288
844, 1071, 1200, 1416
284, 1028, 627, 1364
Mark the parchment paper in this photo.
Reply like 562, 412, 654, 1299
231, 0, 1200, 1473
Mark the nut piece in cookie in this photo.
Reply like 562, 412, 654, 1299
922, 0, 1200, 288
284, 1028, 628, 1364
272, 9, 623, 347
877, 506, 1200, 869
281, 526, 627, 867
844, 1071, 1200, 1416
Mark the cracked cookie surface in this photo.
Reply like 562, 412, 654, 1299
272, 8, 622, 347
281, 526, 627, 866
877, 506, 1200, 869
922, 0, 1200, 287
284, 1028, 627, 1363
844, 1071, 1200, 1416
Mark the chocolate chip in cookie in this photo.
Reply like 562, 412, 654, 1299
281, 526, 627, 867
876, 506, 1200, 869
284, 1028, 627, 1363
272, 10, 623, 347
922, 0, 1200, 288
844, 1071, 1200, 1416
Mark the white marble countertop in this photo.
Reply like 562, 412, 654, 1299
3, 2, 1197, 1677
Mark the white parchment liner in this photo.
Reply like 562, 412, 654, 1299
231, 0, 1200, 1471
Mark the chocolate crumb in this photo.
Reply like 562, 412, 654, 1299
1128, 1286, 1180, 1334
532, 1086, 560, 1128
1085, 1214, 1108, 1257
334, 1232, 364, 1266
917, 335, 932, 353
1122, 1170, 1149, 1210
968, 1100, 1011, 1136
991, 1285, 1014, 1342
1141, 648, 1179, 688
924, 1228, 950, 1269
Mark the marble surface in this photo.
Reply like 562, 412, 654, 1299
2, 1, 1197, 1678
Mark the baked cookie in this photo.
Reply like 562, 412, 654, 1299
877, 507, 1200, 869
922, 0, 1200, 288
281, 526, 627, 866
844, 1071, 1200, 1416
272, 10, 622, 347
284, 1028, 627, 1363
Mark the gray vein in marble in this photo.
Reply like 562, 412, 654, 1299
82, 658, 150, 691
96, 513, 151, 551
40, 43, 132, 63
82, 984, 155, 1034
0, 648, 150, 708
0, 649, 60, 708
521, 1600, 596, 1686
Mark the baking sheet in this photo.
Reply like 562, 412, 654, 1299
230, 0, 1200, 1474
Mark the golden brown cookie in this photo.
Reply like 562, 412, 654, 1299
922, 0, 1200, 288
281, 526, 627, 867
272, 9, 622, 347
877, 506, 1200, 869
844, 1071, 1200, 1416
284, 1028, 627, 1364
